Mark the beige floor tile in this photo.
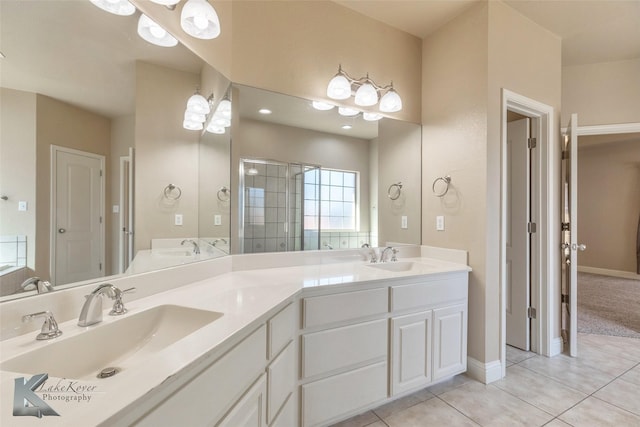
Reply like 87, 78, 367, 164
518, 354, 615, 394
559, 397, 640, 426
439, 381, 553, 426
363, 422, 386, 427
373, 390, 433, 419
493, 365, 588, 416
384, 397, 479, 427
594, 377, 640, 416
330, 410, 380, 427
506, 345, 535, 364
578, 333, 640, 360
573, 341, 639, 376
543, 419, 572, 426
621, 364, 640, 386
426, 373, 474, 395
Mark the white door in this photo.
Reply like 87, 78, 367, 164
561, 114, 583, 357
53, 147, 104, 285
506, 118, 531, 351
118, 147, 135, 273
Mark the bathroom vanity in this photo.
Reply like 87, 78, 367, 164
0, 246, 469, 427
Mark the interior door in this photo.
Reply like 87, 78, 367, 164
506, 118, 531, 351
54, 148, 104, 285
561, 113, 583, 357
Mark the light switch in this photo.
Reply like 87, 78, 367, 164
18, 201, 28, 211
436, 215, 445, 231
401, 215, 408, 229
175, 214, 183, 226
112, 205, 120, 213
214, 214, 222, 226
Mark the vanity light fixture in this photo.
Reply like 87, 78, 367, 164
181, 0, 221, 40
90, 0, 136, 16
312, 101, 335, 111
149, 0, 181, 7
183, 90, 213, 130
186, 91, 211, 115
327, 65, 402, 113
137, 14, 178, 47
338, 107, 359, 117
183, 119, 204, 131
206, 123, 225, 134
217, 97, 231, 119
363, 112, 383, 121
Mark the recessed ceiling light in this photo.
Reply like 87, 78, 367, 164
342, 124, 352, 130
258, 108, 272, 115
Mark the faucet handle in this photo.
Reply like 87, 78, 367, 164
391, 248, 399, 262
109, 287, 136, 316
23, 310, 63, 340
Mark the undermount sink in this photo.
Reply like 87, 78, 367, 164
366, 261, 422, 272
1, 305, 223, 380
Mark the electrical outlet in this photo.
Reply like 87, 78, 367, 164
175, 214, 183, 226
18, 201, 28, 211
214, 214, 222, 226
401, 215, 408, 229
436, 215, 445, 231
112, 205, 119, 213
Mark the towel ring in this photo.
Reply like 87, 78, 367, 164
217, 186, 230, 202
387, 182, 403, 201
164, 184, 182, 200
432, 176, 451, 197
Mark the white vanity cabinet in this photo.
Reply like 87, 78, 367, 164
390, 310, 432, 395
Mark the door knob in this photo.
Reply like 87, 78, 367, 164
571, 243, 586, 251
58, 228, 66, 234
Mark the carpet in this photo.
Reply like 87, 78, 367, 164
577, 272, 640, 339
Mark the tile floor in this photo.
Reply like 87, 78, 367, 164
330, 333, 640, 426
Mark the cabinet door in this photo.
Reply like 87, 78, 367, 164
218, 374, 267, 427
390, 311, 432, 395
267, 341, 295, 424
433, 304, 467, 380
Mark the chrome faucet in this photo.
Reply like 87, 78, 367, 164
21, 277, 54, 294
380, 246, 395, 263
181, 239, 200, 254
78, 284, 136, 327
368, 248, 378, 263
23, 310, 62, 340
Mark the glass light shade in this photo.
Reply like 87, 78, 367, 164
149, 0, 181, 5
354, 82, 378, 107
186, 93, 211, 114
312, 101, 335, 111
183, 119, 203, 130
326, 73, 351, 100
138, 15, 178, 47
184, 110, 206, 123
379, 88, 403, 113
181, 0, 221, 40
338, 107, 359, 117
363, 112, 383, 121
90, 0, 135, 16
216, 99, 231, 118
206, 123, 226, 134
211, 114, 231, 128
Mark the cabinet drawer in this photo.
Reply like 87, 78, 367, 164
301, 319, 387, 378
303, 287, 388, 329
268, 302, 295, 359
301, 361, 387, 427
267, 341, 295, 424
391, 274, 467, 312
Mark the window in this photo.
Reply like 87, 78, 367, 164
305, 169, 357, 231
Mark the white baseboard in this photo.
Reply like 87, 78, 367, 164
578, 266, 640, 280
467, 357, 502, 384
550, 337, 563, 357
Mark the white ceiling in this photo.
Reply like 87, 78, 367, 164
335, 0, 640, 66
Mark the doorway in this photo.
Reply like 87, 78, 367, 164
50, 145, 105, 286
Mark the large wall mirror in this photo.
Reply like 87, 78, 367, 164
0, 1, 231, 301
231, 84, 421, 255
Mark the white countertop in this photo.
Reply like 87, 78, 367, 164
0, 255, 470, 426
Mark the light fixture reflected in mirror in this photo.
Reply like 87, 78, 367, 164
137, 14, 178, 47
326, 65, 402, 113
181, 0, 221, 40
363, 112, 383, 121
90, 0, 135, 16
312, 101, 335, 111
338, 107, 359, 117
186, 92, 211, 114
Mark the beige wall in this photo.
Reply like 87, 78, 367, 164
377, 119, 422, 246
422, 1, 562, 365
0, 88, 37, 271
134, 62, 200, 252
198, 130, 231, 241
562, 59, 640, 126
578, 139, 640, 273
35, 95, 112, 281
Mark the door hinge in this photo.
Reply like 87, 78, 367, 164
100, 169, 103, 177
528, 137, 537, 149
99, 262, 102, 271
562, 151, 569, 160
527, 307, 537, 319
527, 222, 537, 233
99, 216, 103, 224
561, 222, 570, 231
561, 294, 569, 304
